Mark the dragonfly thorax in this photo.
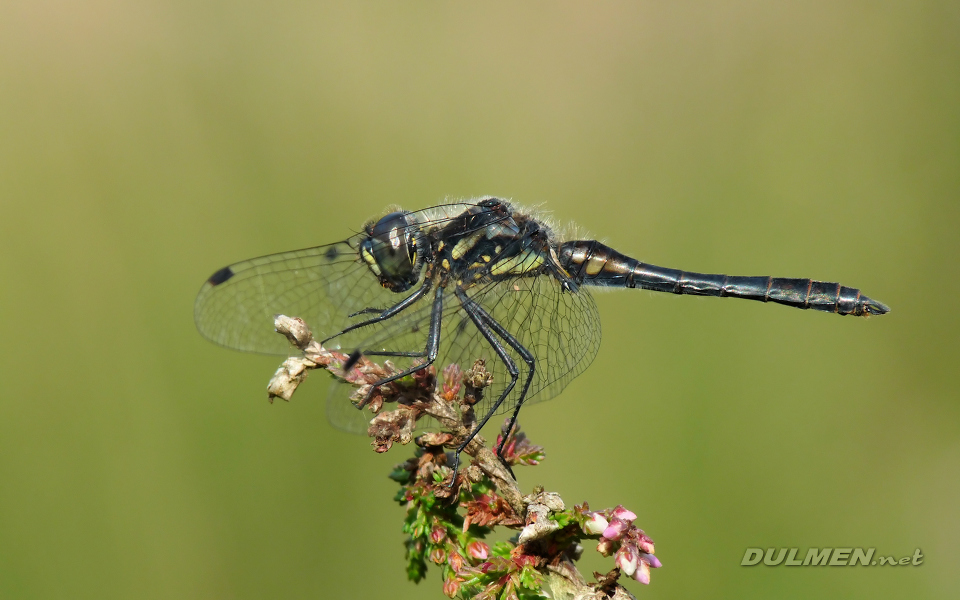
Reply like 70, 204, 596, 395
359, 211, 425, 292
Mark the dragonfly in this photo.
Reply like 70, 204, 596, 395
195, 198, 889, 476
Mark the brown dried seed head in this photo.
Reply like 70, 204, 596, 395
418, 432, 455, 447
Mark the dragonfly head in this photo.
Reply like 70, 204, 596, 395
360, 211, 425, 292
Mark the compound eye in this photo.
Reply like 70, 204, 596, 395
370, 211, 408, 244
364, 212, 419, 291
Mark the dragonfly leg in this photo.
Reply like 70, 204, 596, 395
476, 313, 536, 464
450, 291, 519, 482
450, 288, 535, 483
362, 350, 428, 358
347, 307, 385, 318
354, 284, 444, 408
343, 347, 429, 374
321, 277, 433, 345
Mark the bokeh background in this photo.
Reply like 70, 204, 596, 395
1, 2, 958, 599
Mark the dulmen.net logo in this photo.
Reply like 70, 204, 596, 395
741, 548, 924, 567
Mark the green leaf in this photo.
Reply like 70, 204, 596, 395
548, 511, 573, 528
405, 556, 427, 583
491, 541, 515, 558
388, 466, 412, 483
518, 565, 543, 591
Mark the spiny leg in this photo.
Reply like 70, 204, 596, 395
469, 302, 536, 464
450, 288, 535, 482
363, 350, 428, 358
458, 293, 536, 471
342, 347, 428, 374
354, 283, 444, 408
322, 277, 433, 346
348, 307, 385, 317
449, 289, 519, 481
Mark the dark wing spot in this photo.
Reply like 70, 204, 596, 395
207, 266, 234, 286
325, 246, 339, 261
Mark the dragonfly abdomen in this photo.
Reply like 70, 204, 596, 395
558, 240, 889, 317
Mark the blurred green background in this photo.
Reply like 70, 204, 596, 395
1, 1, 957, 598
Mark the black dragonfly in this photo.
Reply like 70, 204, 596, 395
195, 198, 889, 475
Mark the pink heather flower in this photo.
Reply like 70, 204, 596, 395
639, 552, 662, 569
466, 541, 489, 560
430, 526, 446, 545
602, 519, 628, 540
611, 505, 637, 523
634, 560, 651, 585
430, 547, 447, 565
615, 546, 639, 577
583, 512, 609, 535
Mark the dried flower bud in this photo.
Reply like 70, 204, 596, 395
273, 315, 313, 349
596, 537, 616, 556
441, 364, 463, 400
466, 541, 489, 560
419, 432, 455, 448
583, 512, 609, 535
353, 385, 373, 405
365, 393, 384, 414
465, 464, 483, 482
442, 576, 460, 598
430, 547, 447, 565
447, 551, 465, 573
266, 357, 310, 402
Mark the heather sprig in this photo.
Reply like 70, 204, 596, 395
268, 315, 661, 599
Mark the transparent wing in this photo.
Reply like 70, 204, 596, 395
323, 284, 465, 433
323, 262, 601, 434
450, 273, 601, 420
194, 235, 411, 356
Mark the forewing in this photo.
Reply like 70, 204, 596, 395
194, 236, 405, 355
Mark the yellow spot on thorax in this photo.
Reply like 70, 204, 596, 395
585, 256, 606, 276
